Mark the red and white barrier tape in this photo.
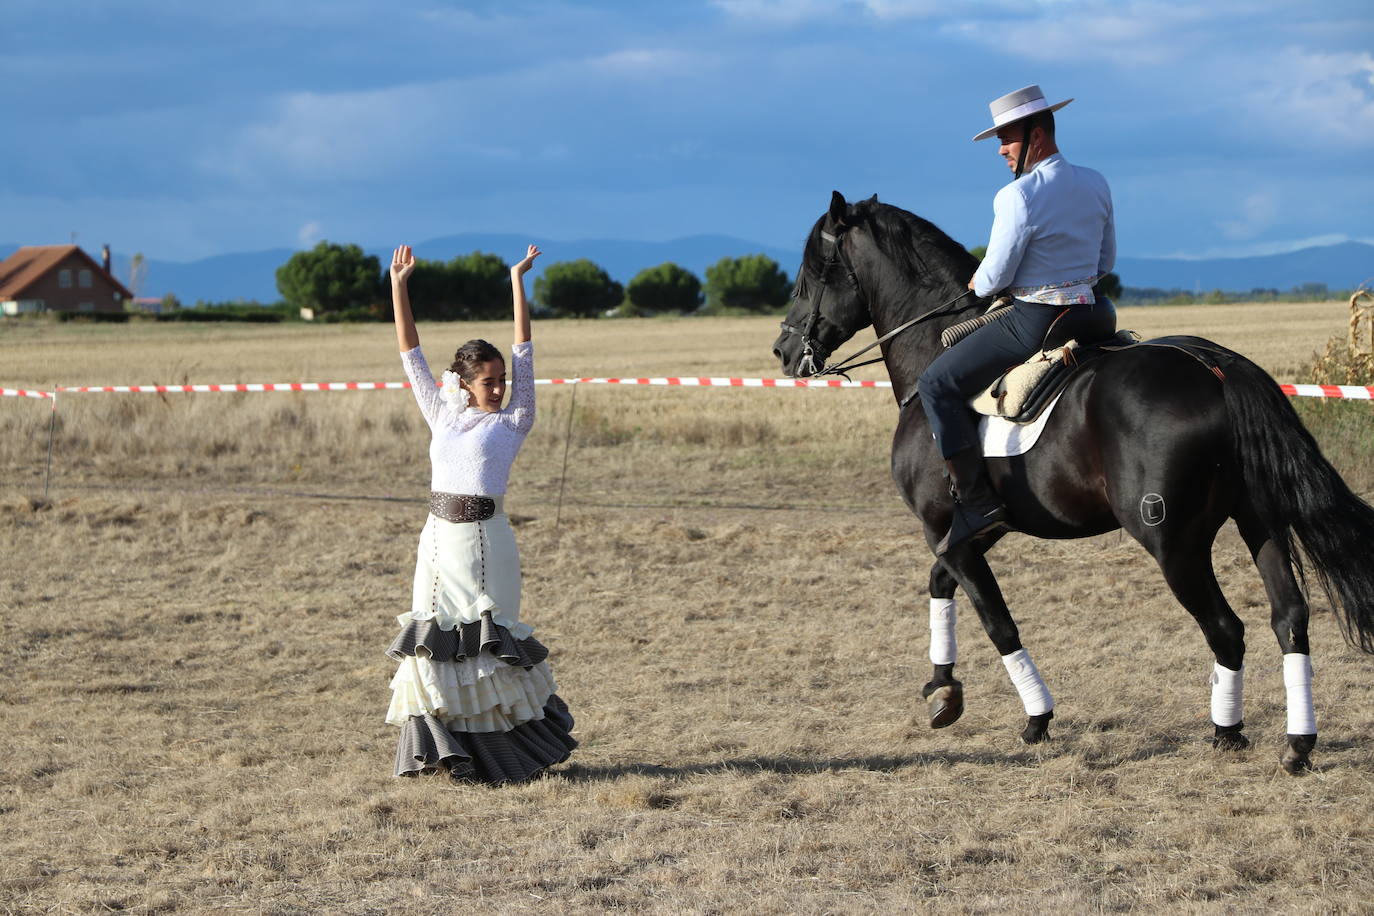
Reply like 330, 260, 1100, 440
538, 376, 889, 388
53, 381, 410, 393
3, 379, 1372, 398
1279, 383, 1374, 401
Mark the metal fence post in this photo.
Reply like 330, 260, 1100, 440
554, 383, 578, 528
41, 391, 58, 503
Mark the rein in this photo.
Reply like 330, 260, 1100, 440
820, 287, 974, 379
778, 225, 975, 380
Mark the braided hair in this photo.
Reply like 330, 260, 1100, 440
449, 339, 504, 381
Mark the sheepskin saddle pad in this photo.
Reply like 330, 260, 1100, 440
971, 330, 1140, 422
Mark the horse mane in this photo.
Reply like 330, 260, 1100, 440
800, 197, 979, 294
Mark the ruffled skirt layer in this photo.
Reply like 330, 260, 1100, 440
387, 512, 575, 783
395, 699, 576, 784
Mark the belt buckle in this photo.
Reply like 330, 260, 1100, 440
461, 495, 496, 522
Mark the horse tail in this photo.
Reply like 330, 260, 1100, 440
1222, 353, 1374, 653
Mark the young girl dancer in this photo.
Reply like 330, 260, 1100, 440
384, 243, 576, 784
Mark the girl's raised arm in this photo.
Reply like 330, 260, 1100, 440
510, 244, 540, 346
391, 245, 419, 352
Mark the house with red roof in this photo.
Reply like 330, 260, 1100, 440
0, 245, 133, 315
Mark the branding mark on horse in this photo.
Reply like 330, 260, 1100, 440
1141, 493, 1166, 527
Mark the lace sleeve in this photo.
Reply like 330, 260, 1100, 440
400, 346, 442, 428
503, 341, 535, 432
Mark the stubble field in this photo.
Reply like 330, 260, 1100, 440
3, 301, 1374, 914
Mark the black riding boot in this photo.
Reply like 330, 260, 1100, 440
936, 447, 1008, 555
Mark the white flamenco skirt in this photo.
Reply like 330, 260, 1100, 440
407, 511, 523, 630
386, 511, 576, 783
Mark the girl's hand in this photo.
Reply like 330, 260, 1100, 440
391, 245, 416, 283
512, 244, 541, 277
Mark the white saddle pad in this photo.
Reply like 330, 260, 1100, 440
978, 391, 1065, 458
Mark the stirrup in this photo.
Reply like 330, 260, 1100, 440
936, 503, 1008, 556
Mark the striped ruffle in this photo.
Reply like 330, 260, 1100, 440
395, 603, 533, 641
395, 698, 576, 782
387, 614, 548, 668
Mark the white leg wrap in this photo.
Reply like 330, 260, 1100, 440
929, 598, 957, 665
1284, 653, 1316, 735
1001, 648, 1053, 716
1210, 663, 1244, 727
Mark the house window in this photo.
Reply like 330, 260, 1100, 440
113, 291, 123, 303
59, 269, 72, 288
78, 269, 92, 288
78, 302, 95, 312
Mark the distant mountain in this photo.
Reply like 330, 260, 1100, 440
2, 237, 1369, 304
1117, 241, 1374, 293
119, 248, 297, 304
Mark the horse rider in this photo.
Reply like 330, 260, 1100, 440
917, 84, 1118, 555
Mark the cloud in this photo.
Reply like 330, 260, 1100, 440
297, 221, 324, 246
199, 80, 524, 185
1216, 191, 1280, 241
587, 48, 695, 75
1243, 48, 1374, 146
709, 0, 840, 25
942, 1, 1214, 67
862, 0, 1003, 19
198, 43, 712, 190
710, 0, 1007, 24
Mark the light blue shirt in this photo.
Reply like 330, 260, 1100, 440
972, 153, 1115, 302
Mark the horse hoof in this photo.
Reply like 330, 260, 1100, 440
1212, 722, 1249, 751
1021, 711, 1053, 744
926, 684, 964, 729
1281, 734, 1317, 775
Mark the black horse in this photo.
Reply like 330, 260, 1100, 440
773, 191, 1374, 773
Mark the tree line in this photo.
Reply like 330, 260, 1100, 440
275, 242, 794, 321
271, 241, 1132, 322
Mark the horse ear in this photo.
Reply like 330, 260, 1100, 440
866, 194, 878, 206
829, 190, 848, 226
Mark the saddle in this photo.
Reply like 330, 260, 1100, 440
969, 331, 1229, 422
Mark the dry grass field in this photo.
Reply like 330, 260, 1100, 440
3, 301, 1374, 914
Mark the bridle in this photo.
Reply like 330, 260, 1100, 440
779, 224, 974, 380
777, 226, 862, 378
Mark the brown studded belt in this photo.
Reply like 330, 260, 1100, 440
428, 492, 502, 523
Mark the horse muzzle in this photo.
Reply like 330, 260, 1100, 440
773, 326, 828, 378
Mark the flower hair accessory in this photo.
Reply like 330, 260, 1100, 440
440, 370, 470, 409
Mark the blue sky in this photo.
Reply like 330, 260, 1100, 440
5, 0, 1372, 265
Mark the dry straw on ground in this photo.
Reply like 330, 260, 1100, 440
2, 302, 1373, 914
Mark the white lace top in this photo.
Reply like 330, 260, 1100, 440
400, 341, 535, 496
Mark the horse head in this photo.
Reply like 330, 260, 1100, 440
773, 191, 876, 378
773, 192, 983, 389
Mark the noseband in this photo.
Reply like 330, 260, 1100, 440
778, 227, 864, 377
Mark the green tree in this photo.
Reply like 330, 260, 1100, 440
1094, 271, 1122, 300
534, 259, 623, 318
407, 251, 510, 320
968, 245, 988, 261
450, 251, 510, 319
275, 242, 383, 316
702, 254, 791, 314
625, 262, 702, 315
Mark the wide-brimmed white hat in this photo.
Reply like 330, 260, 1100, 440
972, 85, 1073, 142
